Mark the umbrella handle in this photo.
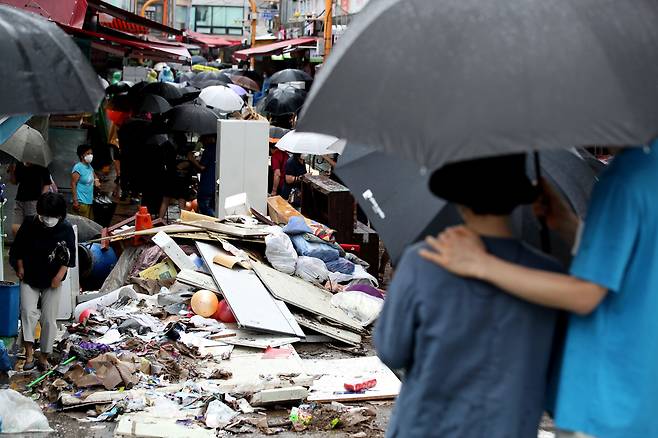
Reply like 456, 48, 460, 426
534, 152, 552, 254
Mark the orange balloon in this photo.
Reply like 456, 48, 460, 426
191, 290, 219, 317
212, 299, 237, 323
191, 199, 198, 212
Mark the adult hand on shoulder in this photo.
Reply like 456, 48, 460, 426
419, 226, 488, 279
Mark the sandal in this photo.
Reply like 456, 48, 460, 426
36, 360, 50, 372
22, 360, 37, 371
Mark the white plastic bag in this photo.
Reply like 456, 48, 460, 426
295, 256, 329, 285
265, 232, 298, 275
331, 291, 384, 327
205, 399, 238, 429
0, 389, 53, 433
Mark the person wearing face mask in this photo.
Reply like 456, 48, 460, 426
71, 144, 99, 219
10, 193, 76, 371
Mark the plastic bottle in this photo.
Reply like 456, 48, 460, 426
134, 206, 153, 245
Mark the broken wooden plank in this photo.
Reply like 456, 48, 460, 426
177, 269, 219, 293
152, 231, 196, 271
294, 313, 362, 346
196, 242, 303, 336
182, 220, 269, 238
304, 356, 401, 403
250, 386, 308, 406
251, 262, 363, 332
217, 329, 300, 349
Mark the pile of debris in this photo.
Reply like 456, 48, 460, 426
4, 198, 399, 437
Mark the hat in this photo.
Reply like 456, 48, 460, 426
429, 154, 538, 215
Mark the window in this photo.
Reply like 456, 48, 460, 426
192, 6, 243, 35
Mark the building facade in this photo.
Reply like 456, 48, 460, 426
279, 0, 369, 40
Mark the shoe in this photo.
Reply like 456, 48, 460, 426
22, 360, 36, 371
36, 360, 49, 372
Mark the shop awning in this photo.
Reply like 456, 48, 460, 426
99, 15, 150, 35
86, 0, 182, 35
233, 37, 318, 61
185, 31, 242, 48
60, 24, 191, 61
1, 0, 87, 27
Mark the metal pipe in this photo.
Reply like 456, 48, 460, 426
324, 0, 333, 58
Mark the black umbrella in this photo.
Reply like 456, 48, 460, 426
105, 82, 132, 95
222, 69, 262, 87
163, 104, 219, 135
299, 0, 658, 170
269, 126, 290, 142
257, 86, 307, 117
270, 69, 312, 85
134, 94, 172, 114
138, 82, 183, 102
0, 5, 104, 116
336, 144, 601, 265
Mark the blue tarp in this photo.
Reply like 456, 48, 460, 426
0, 115, 30, 145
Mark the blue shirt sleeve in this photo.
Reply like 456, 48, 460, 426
570, 173, 640, 293
375, 249, 419, 371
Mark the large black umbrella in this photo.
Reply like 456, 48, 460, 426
337, 144, 601, 265
299, 0, 658, 170
105, 82, 132, 96
138, 82, 183, 102
0, 5, 104, 116
270, 69, 312, 85
163, 104, 219, 135
181, 71, 232, 89
134, 94, 172, 114
257, 86, 307, 117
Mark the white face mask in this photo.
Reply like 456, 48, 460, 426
40, 215, 59, 227
84, 154, 93, 164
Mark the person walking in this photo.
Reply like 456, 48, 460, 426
376, 155, 561, 438
71, 144, 98, 219
421, 144, 658, 438
7, 161, 52, 235
10, 193, 76, 371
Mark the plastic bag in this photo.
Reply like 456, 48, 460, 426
331, 291, 384, 327
290, 235, 340, 262
0, 389, 53, 433
265, 232, 298, 275
205, 399, 238, 429
0, 341, 11, 372
295, 256, 329, 285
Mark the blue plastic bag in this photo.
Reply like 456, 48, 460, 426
290, 235, 339, 262
0, 340, 12, 372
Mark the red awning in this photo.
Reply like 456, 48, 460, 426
1, 0, 87, 27
233, 37, 318, 61
60, 24, 191, 61
99, 15, 150, 35
86, 0, 182, 35
185, 31, 241, 48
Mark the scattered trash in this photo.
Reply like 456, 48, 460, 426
289, 404, 314, 431
265, 231, 298, 274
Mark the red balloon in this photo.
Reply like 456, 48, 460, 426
212, 299, 237, 323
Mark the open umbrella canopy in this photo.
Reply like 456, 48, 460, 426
226, 84, 247, 97
138, 82, 183, 102
105, 82, 132, 96
231, 75, 260, 92
163, 104, 219, 135
180, 71, 232, 89
0, 5, 104, 116
337, 144, 601, 264
199, 86, 245, 113
299, 0, 658, 170
191, 55, 207, 65
0, 125, 52, 167
257, 85, 307, 118
276, 131, 344, 155
270, 69, 312, 85
134, 94, 172, 114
